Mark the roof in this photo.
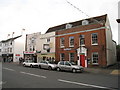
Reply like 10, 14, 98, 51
1, 35, 22, 43
46, 14, 107, 33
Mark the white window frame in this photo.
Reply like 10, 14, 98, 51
69, 53, 74, 62
91, 33, 98, 45
92, 52, 99, 65
60, 53, 65, 61
60, 37, 65, 48
69, 36, 74, 47
79, 35, 85, 46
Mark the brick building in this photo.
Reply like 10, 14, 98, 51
46, 14, 116, 68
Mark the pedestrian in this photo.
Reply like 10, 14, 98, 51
19, 57, 22, 65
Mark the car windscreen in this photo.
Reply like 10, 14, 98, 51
70, 62, 76, 65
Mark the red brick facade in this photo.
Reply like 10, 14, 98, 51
45, 14, 115, 67
55, 23, 107, 67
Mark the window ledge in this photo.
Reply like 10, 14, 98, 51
92, 44, 98, 46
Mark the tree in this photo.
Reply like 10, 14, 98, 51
116, 45, 120, 62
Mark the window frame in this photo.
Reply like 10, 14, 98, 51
69, 36, 74, 47
60, 37, 65, 48
79, 35, 85, 46
92, 52, 99, 65
91, 33, 98, 45
69, 53, 74, 62
60, 53, 65, 61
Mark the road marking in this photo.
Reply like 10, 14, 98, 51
20, 71, 47, 78
3, 67, 15, 71
58, 79, 114, 89
0, 81, 6, 85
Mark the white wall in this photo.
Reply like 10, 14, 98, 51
13, 36, 25, 62
105, 16, 117, 66
38, 32, 55, 53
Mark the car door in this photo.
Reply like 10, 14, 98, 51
58, 61, 65, 70
64, 62, 71, 71
40, 61, 48, 69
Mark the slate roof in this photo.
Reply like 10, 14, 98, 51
46, 14, 107, 33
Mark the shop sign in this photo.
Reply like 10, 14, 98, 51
24, 51, 35, 54
16, 54, 20, 56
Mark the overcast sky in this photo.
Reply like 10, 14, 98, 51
0, 0, 119, 44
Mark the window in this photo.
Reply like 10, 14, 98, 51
59, 61, 64, 65
10, 48, 12, 52
0, 49, 1, 52
69, 36, 74, 47
91, 33, 98, 45
69, 53, 74, 62
66, 23, 72, 29
60, 53, 65, 61
92, 52, 99, 64
60, 37, 65, 47
47, 38, 50, 42
80, 35, 85, 46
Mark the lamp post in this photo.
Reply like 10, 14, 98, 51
116, 19, 120, 23
116, 19, 120, 44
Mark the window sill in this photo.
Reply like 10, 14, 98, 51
91, 44, 98, 46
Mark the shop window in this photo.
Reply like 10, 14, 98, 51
92, 52, 99, 64
69, 36, 74, 47
91, 33, 98, 45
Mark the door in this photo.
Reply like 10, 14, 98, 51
80, 55, 85, 67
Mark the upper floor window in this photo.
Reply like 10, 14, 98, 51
91, 33, 98, 45
80, 35, 85, 46
47, 38, 50, 42
66, 23, 72, 29
69, 36, 74, 47
10, 48, 12, 52
60, 37, 65, 48
92, 52, 99, 64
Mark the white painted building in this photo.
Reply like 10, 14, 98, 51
37, 32, 55, 62
24, 32, 41, 62
0, 35, 25, 62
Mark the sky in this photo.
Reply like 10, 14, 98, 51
0, 0, 119, 44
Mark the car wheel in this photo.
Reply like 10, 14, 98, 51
39, 65, 41, 69
57, 67, 60, 71
72, 68, 76, 73
48, 66, 52, 70
30, 64, 33, 68
23, 64, 26, 67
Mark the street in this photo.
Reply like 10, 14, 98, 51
2, 62, 119, 89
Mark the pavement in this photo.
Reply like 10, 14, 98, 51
84, 67, 120, 75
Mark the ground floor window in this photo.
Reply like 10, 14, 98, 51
69, 53, 74, 62
92, 52, 99, 64
60, 53, 65, 61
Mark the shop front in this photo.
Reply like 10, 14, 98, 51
23, 51, 37, 63
2, 54, 13, 62
37, 53, 55, 63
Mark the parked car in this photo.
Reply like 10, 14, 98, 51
56, 61, 84, 73
38, 60, 57, 70
23, 60, 39, 68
